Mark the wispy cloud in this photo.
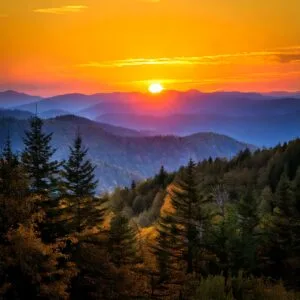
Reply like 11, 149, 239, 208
131, 71, 300, 87
0, 14, 8, 18
277, 54, 300, 63
76, 46, 300, 69
33, 5, 87, 15
138, 0, 160, 2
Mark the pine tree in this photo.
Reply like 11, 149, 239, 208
154, 159, 208, 276
236, 190, 259, 273
0, 134, 30, 241
22, 116, 60, 194
108, 213, 138, 268
293, 167, 300, 213
261, 172, 293, 280
61, 133, 102, 233
258, 186, 273, 218
131, 180, 136, 190
172, 159, 204, 274
275, 171, 293, 216
207, 204, 239, 279
156, 165, 167, 188
0, 133, 21, 197
290, 168, 300, 287
2, 132, 14, 162
152, 216, 178, 283
63, 133, 97, 198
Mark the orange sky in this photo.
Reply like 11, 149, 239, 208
1, 0, 300, 96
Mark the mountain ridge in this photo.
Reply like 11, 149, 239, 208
0, 115, 254, 191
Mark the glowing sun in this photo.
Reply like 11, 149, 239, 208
148, 83, 163, 94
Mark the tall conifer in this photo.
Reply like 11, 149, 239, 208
22, 116, 60, 194
61, 133, 102, 233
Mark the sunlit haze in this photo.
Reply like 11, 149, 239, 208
148, 83, 164, 94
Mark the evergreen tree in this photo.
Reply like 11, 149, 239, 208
154, 230, 170, 282
131, 180, 136, 190
2, 132, 14, 162
207, 204, 239, 279
293, 167, 300, 213
0, 134, 30, 241
290, 168, 300, 287
108, 213, 138, 268
152, 216, 179, 283
258, 186, 273, 218
236, 190, 259, 273
262, 172, 293, 280
61, 133, 102, 233
275, 171, 293, 216
155, 159, 208, 275
0, 133, 22, 197
63, 133, 98, 198
156, 165, 167, 188
171, 159, 205, 274
22, 116, 60, 194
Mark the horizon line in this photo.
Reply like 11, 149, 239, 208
1, 88, 300, 98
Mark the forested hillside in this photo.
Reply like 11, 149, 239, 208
0, 115, 252, 191
0, 115, 300, 299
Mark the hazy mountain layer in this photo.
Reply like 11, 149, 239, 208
0, 116, 253, 192
96, 112, 300, 147
0, 90, 41, 108
6, 89, 300, 146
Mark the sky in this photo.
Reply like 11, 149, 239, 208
0, 0, 300, 96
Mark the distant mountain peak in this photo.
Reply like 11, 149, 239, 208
1, 90, 29, 96
0, 90, 41, 109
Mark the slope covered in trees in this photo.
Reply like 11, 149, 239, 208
0, 116, 300, 299
107, 138, 300, 298
0, 115, 253, 191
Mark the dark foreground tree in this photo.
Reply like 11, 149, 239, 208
60, 133, 103, 234
108, 213, 138, 268
63, 133, 98, 198
154, 159, 210, 279
0, 133, 26, 198
155, 165, 168, 188
22, 116, 60, 194
0, 224, 78, 299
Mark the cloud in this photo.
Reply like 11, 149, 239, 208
77, 57, 212, 68
277, 54, 300, 63
131, 71, 300, 87
0, 14, 8, 18
75, 46, 300, 69
138, 0, 160, 2
33, 5, 87, 15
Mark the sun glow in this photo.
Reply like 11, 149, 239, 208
148, 83, 163, 94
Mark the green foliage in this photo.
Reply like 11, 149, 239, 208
62, 133, 98, 198
258, 186, 273, 217
0, 134, 28, 198
154, 159, 211, 279
183, 274, 300, 300
59, 133, 101, 233
108, 213, 139, 268
2, 118, 300, 298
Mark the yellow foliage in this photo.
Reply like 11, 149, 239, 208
139, 226, 158, 242
1, 224, 78, 299
160, 184, 176, 216
102, 211, 115, 229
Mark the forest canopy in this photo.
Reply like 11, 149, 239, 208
0, 116, 300, 299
